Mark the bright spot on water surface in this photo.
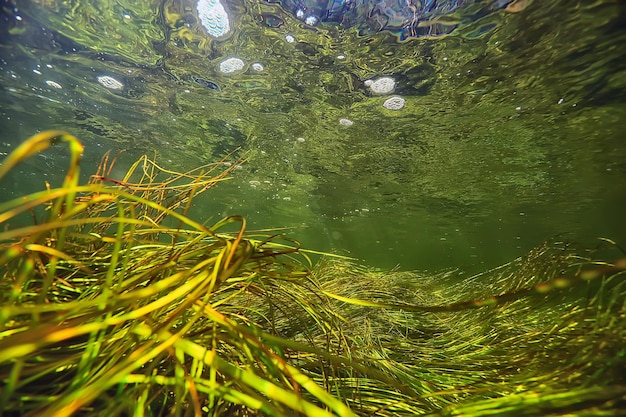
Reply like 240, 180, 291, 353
366, 77, 396, 95
197, 0, 230, 38
339, 118, 353, 126
45, 80, 62, 89
219, 57, 245, 74
97, 75, 124, 90
383, 96, 405, 110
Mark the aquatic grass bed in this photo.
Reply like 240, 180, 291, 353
0, 131, 625, 416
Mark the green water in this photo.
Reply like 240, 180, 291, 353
1, 0, 625, 272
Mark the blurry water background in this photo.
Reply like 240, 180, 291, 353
0, 0, 624, 273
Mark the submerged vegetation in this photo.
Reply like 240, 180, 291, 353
0, 131, 625, 416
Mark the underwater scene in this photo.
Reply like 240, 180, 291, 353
0, 0, 625, 416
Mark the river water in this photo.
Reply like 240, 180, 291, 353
1, 0, 625, 272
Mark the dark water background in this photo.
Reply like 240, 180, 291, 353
1, 0, 625, 273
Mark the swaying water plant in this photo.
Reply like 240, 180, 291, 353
0, 131, 625, 416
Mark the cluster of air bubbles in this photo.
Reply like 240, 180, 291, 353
383, 96, 405, 110
339, 118, 353, 126
285, 35, 296, 43
197, 0, 230, 38
295, 9, 318, 26
363, 76, 406, 111
97, 75, 124, 90
247, 180, 295, 204
365, 77, 396, 95
219, 57, 245, 73
251, 62, 264, 72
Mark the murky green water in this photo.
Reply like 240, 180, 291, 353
1, 0, 625, 272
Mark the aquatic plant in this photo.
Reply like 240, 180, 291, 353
0, 131, 624, 416
314, 243, 626, 415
